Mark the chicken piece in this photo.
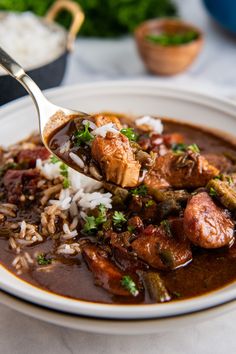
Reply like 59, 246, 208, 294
91, 132, 141, 187
183, 192, 234, 248
131, 224, 192, 270
93, 114, 122, 130
144, 151, 219, 190
3, 169, 39, 203
82, 243, 133, 296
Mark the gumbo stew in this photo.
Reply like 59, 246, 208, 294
1, 113, 236, 304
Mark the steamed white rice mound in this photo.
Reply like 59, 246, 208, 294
37, 158, 112, 213
0, 12, 65, 74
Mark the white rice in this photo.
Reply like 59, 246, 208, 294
36, 158, 61, 180
82, 120, 97, 130
136, 116, 163, 134
92, 123, 119, 137
0, 12, 65, 74
78, 192, 112, 210
69, 152, 85, 169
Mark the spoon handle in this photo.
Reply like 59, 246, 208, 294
0, 46, 48, 115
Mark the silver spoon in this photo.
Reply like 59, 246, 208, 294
0, 46, 89, 167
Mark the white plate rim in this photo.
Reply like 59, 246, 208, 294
1, 80, 236, 320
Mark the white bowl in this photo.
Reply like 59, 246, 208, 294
1, 81, 236, 333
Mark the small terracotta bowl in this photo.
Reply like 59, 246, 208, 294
135, 19, 204, 76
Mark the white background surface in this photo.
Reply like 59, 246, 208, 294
1, 0, 236, 353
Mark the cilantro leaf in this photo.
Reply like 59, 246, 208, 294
112, 211, 127, 226
188, 144, 200, 153
37, 254, 52, 265
120, 128, 138, 141
83, 216, 97, 233
172, 143, 200, 154
82, 204, 107, 234
50, 155, 60, 164
74, 122, 94, 146
130, 185, 147, 196
121, 275, 139, 296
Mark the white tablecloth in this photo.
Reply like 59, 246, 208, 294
1, 0, 236, 353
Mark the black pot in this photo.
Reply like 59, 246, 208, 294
0, 51, 68, 105
0, 1, 84, 106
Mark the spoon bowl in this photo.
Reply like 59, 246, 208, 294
0, 46, 90, 174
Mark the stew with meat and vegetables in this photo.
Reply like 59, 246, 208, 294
1, 113, 236, 304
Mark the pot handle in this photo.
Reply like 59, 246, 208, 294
45, 0, 85, 51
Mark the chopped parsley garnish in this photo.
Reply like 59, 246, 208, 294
121, 275, 139, 296
113, 211, 127, 227
209, 187, 217, 197
50, 155, 70, 188
172, 143, 187, 153
172, 143, 200, 154
37, 254, 52, 266
120, 127, 138, 141
145, 200, 155, 207
130, 185, 147, 196
83, 204, 107, 233
146, 31, 199, 46
74, 122, 94, 146
161, 220, 172, 237
50, 155, 60, 164
188, 144, 200, 153
83, 216, 98, 233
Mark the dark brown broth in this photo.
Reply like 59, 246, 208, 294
1, 119, 236, 304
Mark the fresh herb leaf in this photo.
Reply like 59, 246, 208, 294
74, 122, 94, 146
113, 211, 127, 227
50, 156, 70, 188
146, 30, 199, 46
120, 128, 138, 141
59, 163, 69, 189
83, 204, 107, 234
83, 216, 97, 233
161, 220, 172, 237
37, 254, 52, 266
145, 200, 155, 207
209, 187, 217, 197
172, 143, 187, 153
172, 143, 200, 154
50, 155, 60, 164
130, 185, 147, 196
121, 275, 139, 296
188, 144, 200, 153
96, 204, 107, 225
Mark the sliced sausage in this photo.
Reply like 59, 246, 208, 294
91, 132, 141, 187
82, 243, 133, 296
183, 192, 234, 248
131, 224, 192, 270
17, 147, 50, 167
